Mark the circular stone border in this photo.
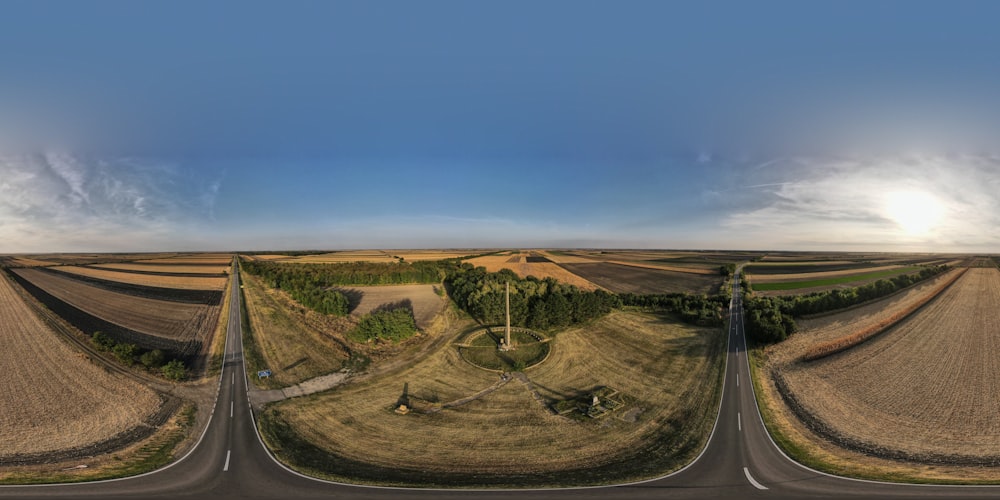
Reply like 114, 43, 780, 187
455, 326, 552, 372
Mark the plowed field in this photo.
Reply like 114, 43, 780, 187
11, 268, 216, 345
559, 262, 721, 294
770, 268, 1000, 463
0, 272, 160, 458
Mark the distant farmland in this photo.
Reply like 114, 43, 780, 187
558, 262, 722, 294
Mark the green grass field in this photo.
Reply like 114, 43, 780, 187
752, 266, 921, 291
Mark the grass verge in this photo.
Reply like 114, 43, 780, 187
0, 405, 196, 485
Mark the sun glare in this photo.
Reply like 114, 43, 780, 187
885, 190, 945, 235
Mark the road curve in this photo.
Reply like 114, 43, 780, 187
3, 264, 1000, 499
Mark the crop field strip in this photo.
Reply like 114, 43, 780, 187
557, 262, 722, 294
9, 268, 218, 355
40, 267, 222, 304
91, 263, 229, 275
0, 271, 162, 460
60, 265, 227, 289
263, 310, 724, 485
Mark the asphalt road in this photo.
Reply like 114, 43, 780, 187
3, 266, 999, 499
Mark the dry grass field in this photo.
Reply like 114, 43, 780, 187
262, 309, 724, 485
558, 262, 722, 294
0, 272, 161, 458
759, 268, 1000, 477
92, 263, 229, 274
340, 284, 445, 329
58, 266, 227, 290
241, 273, 350, 387
11, 268, 216, 343
463, 252, 601, 290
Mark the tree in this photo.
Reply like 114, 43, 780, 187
140, 349, 166, 368
161, 360, 187, 381
112, 343, 138, 365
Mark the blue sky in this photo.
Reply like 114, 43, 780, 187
2, 1, 1000, 252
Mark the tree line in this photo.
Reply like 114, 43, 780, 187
742, 264, 951, 344
445, 265, 620, 330
241, 259, 445, 287
618, 293, 727, 326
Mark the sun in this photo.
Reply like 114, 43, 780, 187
884, 190, 945, 235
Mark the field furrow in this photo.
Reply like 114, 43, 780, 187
11, 268, 212, 342
0, 272, 160, 457
780, 268, 1000, 460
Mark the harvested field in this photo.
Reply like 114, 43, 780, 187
763, 268, 1000, 465
91, 263, 229, 275
6, 257, 59, 267
59, 266, 227, 290
0, 271, 161, 459
241, 273, 350, 387
9, 268, 218, 355
559, 262, 721, 294
339, 284, 445, 329
261, 310, 724, 486
464, 253, 600, 290
289, 251, 399, 263
387, 250, 480, 261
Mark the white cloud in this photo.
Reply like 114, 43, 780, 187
719, 154, 1000, 251
0, 152, 222, 252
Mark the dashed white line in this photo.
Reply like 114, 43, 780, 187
232, 372, 235, 385
230, 401, 234, 418
744, 467, 767, 490
737, 373, 740, 387
738, 412, 742, 432
223, 450, 231, 472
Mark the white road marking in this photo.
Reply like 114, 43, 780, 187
738, 412, 742, 431
231, 402, 234, 418
223, 450, 231, 472
744, 467, 767, 490
737, 373, 740, 387
232, 372, 235, 385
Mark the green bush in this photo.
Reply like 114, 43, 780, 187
348, 308, 418, 343
112, 343, 138, 365
161, 359, 187, 381
140, 349, 166, 368
92, 331, 115, 350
